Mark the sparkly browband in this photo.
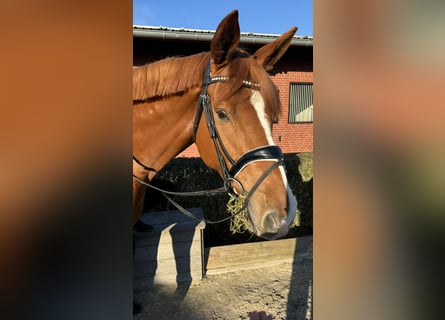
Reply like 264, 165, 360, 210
208, 76, 260, 90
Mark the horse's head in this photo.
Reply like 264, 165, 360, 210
194, 10, 298, 240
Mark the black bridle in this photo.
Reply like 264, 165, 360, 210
133, 60, 285, 224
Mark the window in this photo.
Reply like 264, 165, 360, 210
288, 82, 313, 123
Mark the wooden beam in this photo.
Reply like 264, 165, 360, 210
204, 236, 312, 274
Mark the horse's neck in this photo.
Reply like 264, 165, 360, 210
133, 53, 209, 180
133, 87, 201, 180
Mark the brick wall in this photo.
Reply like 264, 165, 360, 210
270, 70, 313, 154
178, 70, 313, 157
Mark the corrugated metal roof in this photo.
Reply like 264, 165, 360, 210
133, 25, 313, 47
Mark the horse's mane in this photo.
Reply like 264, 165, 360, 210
133, 52, 209, 103
133, 50, 281, 119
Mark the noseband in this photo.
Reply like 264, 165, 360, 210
133, 60, 286, 224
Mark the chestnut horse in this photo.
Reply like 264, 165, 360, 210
133, 10, 297, 240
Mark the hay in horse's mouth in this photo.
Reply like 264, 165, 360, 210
227, 194, 301, 235
227, 194, 253, 234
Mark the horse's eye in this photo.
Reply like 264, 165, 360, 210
216, 109, 230, 122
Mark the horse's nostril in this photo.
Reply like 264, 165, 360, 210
262, 211, 281, 234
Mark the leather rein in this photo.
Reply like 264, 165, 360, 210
133, 60, 285, 224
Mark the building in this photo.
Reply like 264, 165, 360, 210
133, 26, 313, 156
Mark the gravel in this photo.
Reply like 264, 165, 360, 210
134, 254, 312, 320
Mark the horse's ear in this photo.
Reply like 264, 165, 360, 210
253, 27, 297, 71
211, 10, 240, 66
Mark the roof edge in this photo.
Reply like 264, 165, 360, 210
133, 26, 313, 47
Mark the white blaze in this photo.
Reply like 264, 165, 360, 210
250, 91, 298, 234
250, 91, 275, 145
